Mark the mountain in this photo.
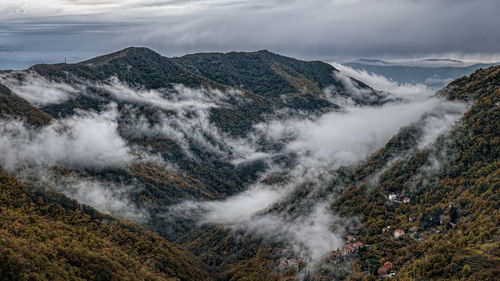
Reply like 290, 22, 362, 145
326, 66, 500, 280
0, 48, 498, 280
345, 59, 499, 88
352, 58, 467, 67
0, 46, 386, 236
3, 47, 380, 280
31, 47, 214, 89
173, 50, 343, 97
25, 48, 388, 135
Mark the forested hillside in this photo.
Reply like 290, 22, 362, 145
0, 49, 498, 281
0, 48, 381, 280
0, 171, 212, 281
326, 66, 500, 280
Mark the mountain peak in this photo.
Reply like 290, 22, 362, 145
79, 47, 162, 66
254, 49, 274, 54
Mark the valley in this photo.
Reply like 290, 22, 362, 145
0, 48, 498, 281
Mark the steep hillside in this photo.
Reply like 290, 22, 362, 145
173, 50, 336, 97
326, 66, 500, 280
0, 83, 52, 126
0, 171, 213, 281
173, 50, 385, 105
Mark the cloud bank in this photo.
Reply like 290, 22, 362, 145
0, 101, 149, 221
0, 104, 131, 171
0, 74, 264, 224
330, 62, 435, 98
2, 0, 500, 69
0, 71, 78, 105
96, 77, 229, 111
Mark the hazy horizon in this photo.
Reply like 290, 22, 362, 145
1, 0, 500, 69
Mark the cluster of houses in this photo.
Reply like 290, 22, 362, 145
329, 235, 365, 263
276, 248, 307, 272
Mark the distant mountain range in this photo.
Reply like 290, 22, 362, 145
345, 58, 499, 88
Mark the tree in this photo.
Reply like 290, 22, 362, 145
461, 264, 471, 278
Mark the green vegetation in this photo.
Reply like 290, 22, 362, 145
0, 83, 52, 126
0, 49, 498, 280
172, 50, 339, 97
326, 66, 500, 280
0, 171, 213, 281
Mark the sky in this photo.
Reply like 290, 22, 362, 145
1, 0, 500, 69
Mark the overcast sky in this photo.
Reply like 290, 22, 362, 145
1, 0, 499, 69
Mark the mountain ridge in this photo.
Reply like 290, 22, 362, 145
0, 49, 498, 280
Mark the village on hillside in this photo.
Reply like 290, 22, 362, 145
273, 192, 461, 278
275, 248, 309, 272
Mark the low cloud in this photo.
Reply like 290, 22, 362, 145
0, 104, 132, 171
323, 71, 389, 106
96, 77, 230, 111
233, 203, 344, 263
107, 79, 268, 163
0, 71, 78, 105
329, 64, 468, 149
331, 62, 434, 99
0, 94, 149, 221
416, 104, 468, 149
66, 179, 147, 221
256, 97, 464, 173
18, 168, 148, 222
201, 186, 286, 224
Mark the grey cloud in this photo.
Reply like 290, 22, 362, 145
1, 0, 500, 69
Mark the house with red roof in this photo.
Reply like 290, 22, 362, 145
393, 229, 405, 238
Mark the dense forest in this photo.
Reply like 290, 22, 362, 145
0, 171, 212, 281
